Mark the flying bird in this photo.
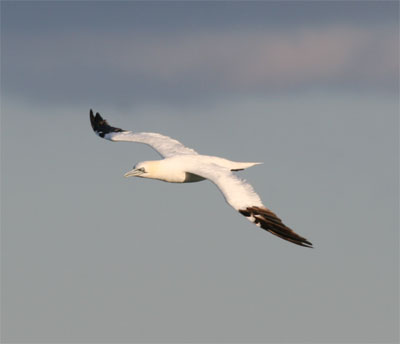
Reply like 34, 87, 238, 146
90, 110, 313, 248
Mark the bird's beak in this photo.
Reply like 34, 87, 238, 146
124, 168, 144, 178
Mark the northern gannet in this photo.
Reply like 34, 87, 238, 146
90, 110, 313, 248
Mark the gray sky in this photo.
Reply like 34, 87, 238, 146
1, 1, 399, 343
2, 1, 398, 107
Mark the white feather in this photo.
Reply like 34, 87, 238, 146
105, 131, 198, 158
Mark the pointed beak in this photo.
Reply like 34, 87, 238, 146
124, 168, 144, 178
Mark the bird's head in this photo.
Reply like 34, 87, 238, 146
124, 161, 158, 179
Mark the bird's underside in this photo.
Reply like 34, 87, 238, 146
90, 110, 313, 248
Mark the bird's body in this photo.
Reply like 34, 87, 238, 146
131, 156, 261, 183
90, 110, 313, 248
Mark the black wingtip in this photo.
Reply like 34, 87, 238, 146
89, 109, 95, 129
240, 206, 313, 248
89, 109, 124, 138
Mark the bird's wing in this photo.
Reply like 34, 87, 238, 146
186, 164, 313, 248
90, 110, 198, 158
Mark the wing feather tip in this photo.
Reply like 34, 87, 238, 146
240, 206, 313, 248
89, 109, 124, 138
89, 109, 96, 130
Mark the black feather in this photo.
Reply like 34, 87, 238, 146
89, 109, 124, 138
240, 206, 313, 248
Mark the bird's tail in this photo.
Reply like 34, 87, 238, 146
230, 162, 263, 172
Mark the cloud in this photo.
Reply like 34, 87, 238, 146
2, 25, 398, 107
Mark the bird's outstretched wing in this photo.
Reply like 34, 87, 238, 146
186, 164, 313, 248
90, 110, 198, 158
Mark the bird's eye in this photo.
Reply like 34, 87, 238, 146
139, 167, 146, 173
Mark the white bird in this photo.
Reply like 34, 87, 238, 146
90, 110, 312, 248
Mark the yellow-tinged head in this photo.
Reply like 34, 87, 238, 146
124, 161, 161, 179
